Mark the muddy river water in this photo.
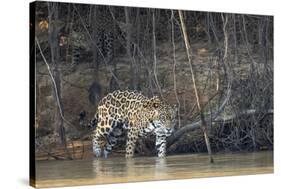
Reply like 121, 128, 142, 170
35, 151, 273, 188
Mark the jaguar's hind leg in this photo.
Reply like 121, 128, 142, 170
92, 122, 106, 157
103, 121, 126, 158
92, 130, 103, 157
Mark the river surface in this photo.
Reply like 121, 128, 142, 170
35, 151, 273, 188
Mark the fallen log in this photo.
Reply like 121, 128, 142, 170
167, 108, 273, 148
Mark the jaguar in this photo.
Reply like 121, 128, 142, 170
79, 90, 176, 158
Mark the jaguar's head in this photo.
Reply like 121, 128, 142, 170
143, 96, 177, 136
154, 103, 177, 136
142, 96, 163, 119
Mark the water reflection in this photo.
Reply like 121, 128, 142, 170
92, 158, 128, 178
92, 159, 101, 177
36, 151, 273, 188
155, 158, 167, 178
126, 158, 137, 178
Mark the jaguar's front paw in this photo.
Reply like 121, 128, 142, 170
103, 149, 110, 158
93, 147, 102, 157
157, 152, 166, 158
125, 153, 134, 158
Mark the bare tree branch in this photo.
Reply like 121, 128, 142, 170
168, 13, 233, 154
152, 10, 163, 98
35, 37, 77, 131
72, 5, 121, 88
178, 10, 214, 163
171, 10, 181, 127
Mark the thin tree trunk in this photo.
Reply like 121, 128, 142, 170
171, 10, 181, 128
125, 7, 137, 90
152, 10, 163, 98
144, 11, 152, 96
178, 10, 214, 163
47, 2, 66, 146
90, 5, 99, 78
135, 8, 141, 90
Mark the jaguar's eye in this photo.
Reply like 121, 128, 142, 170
153, 103, 159, 108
